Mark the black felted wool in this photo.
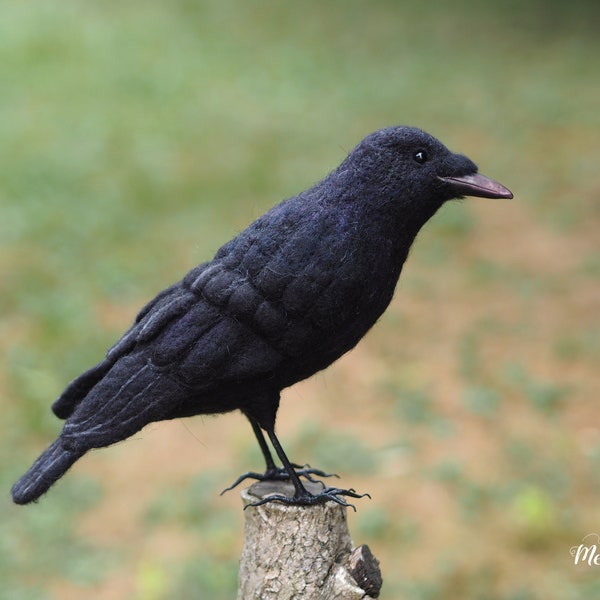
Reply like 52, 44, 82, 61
11, 126, 511, 504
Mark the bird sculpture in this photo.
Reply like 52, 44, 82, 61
12, 126, 513, 507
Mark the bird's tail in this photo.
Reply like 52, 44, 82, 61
11, 439, 84, 505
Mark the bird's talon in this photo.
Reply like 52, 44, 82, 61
245, 486, 369, 510
222, 464, 338, 494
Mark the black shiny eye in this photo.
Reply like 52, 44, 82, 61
413, 150, 428, 164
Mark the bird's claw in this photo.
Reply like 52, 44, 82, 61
291, 463, 339, 483
220, 464, 338, 495
245, 486, 371, 512
220, 471, 268, 495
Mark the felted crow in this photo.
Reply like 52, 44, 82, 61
12, 126, 512, 507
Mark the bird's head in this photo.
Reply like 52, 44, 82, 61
344, 126, 512, 215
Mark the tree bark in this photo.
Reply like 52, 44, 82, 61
237, 480, 382, 599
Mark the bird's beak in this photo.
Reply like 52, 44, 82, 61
438, 173, 513, 199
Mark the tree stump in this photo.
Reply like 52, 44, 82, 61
237, 480, 382, 599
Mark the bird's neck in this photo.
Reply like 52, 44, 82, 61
321, 169, 440, 258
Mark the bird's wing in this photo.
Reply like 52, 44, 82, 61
61, 351, 182, 449
51, 277, 198, 420
58, 259, 286, 450
56, 196, 355, 447
149, 260, 288, 388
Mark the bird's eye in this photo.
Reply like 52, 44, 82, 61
413, 150, 428, 164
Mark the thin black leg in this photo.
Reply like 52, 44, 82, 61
250, 418, 277, 472
220, 416, 336, 495
266, 426, 312, 498
243, 427, 370, 510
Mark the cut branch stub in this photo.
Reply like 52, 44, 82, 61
237, 480, 382, 599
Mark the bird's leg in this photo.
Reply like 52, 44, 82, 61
250, 417, 279, 474
245, 427, 370, 511
221, 418, 335, 494
250, 418, 335, 479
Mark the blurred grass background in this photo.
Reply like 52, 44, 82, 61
1, 1, 599, 598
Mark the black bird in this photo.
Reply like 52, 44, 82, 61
11, 126, 512, 506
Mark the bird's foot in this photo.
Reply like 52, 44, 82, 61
245, 483, 370, 512
220, 464, 337, 495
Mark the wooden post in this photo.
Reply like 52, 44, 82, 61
238, 480, 382, 599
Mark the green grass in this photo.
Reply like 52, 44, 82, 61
2, 1, 599, 598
